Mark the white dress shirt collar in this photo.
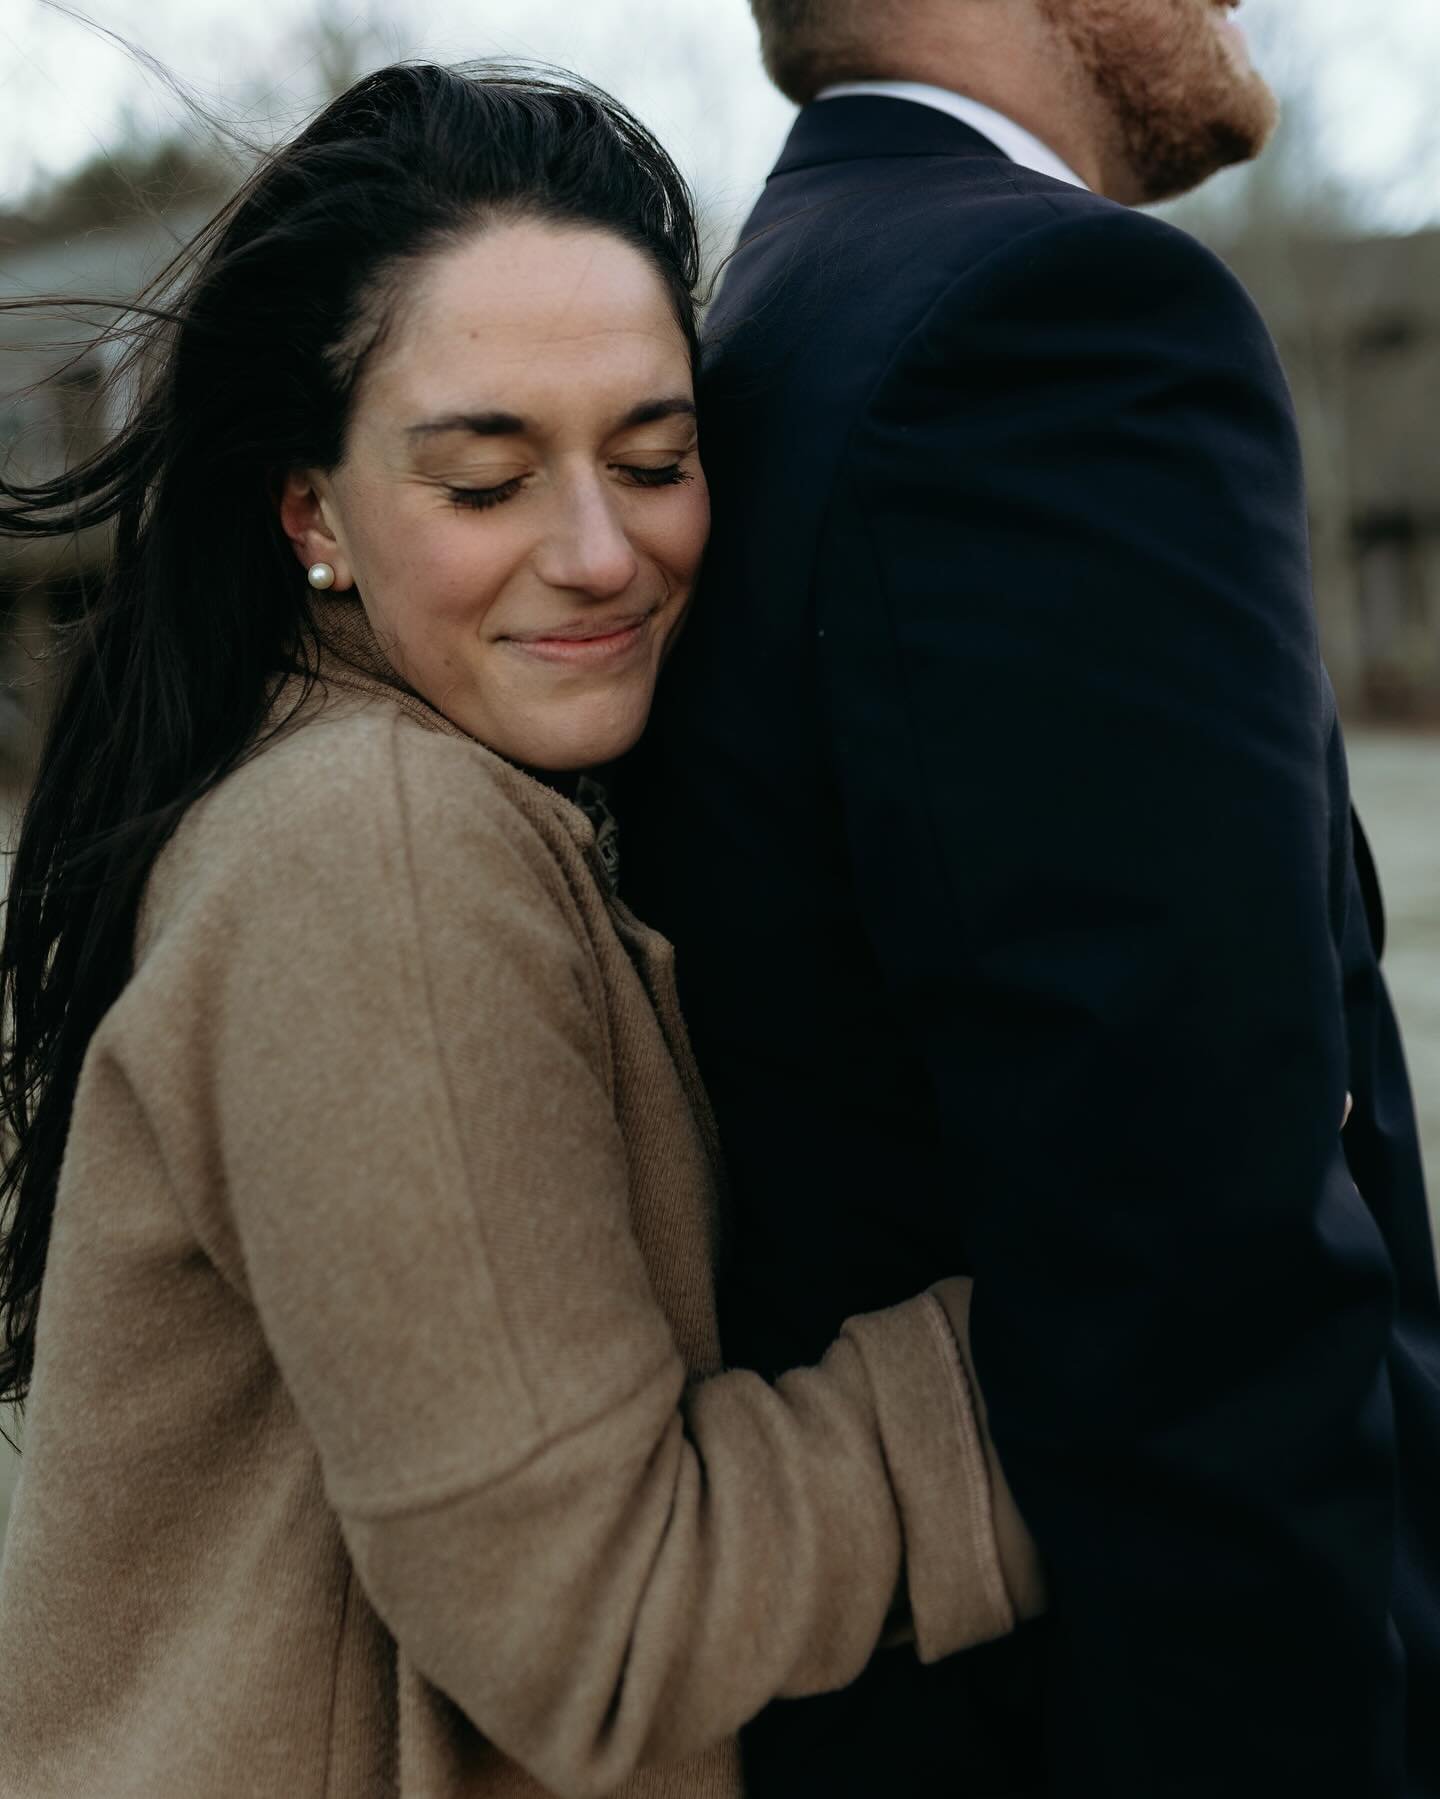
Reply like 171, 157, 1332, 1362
815, 80, 1089, 192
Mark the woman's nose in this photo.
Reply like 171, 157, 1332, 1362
534, 476, 640, 600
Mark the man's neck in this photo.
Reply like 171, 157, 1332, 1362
848, 8, 1120, 196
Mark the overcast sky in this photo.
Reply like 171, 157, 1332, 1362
3, 0, 1439, 236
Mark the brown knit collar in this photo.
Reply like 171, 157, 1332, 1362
303, 594, 468, 744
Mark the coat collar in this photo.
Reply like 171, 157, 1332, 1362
771, 95, 1013, 180
303, 593, 471, 746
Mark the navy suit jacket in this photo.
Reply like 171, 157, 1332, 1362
623, 98, 1440, 1797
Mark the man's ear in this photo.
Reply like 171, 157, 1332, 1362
279, 470, 355, 591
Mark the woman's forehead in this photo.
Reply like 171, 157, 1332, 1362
364, 220, 691, 427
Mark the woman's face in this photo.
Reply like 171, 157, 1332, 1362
283, 221, 708, 771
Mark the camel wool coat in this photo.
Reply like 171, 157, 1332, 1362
0, 598, 1039, 1799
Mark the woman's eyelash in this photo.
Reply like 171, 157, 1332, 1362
620, 463, 694, 488
446, 463, 694, 513
448, 478, 524, 512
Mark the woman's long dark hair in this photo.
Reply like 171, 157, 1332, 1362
0, 61, 701, 1408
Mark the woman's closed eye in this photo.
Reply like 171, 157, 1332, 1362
446, 459, 694, 512
447, 476, 526, 512
617, 461, 695, 488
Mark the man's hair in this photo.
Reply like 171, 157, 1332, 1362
748, 0, 898, 104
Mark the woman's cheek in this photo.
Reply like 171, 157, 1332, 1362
415, 523, 516, 629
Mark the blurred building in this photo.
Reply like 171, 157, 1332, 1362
0, 182, 216, 780
1226, 228, 1440, 722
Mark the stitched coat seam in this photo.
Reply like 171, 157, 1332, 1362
919, 1295, 1013, 1632
328, 1348, 678, 1522
380, 711, 546, 1439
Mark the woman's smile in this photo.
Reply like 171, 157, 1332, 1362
500, 605, 659, 666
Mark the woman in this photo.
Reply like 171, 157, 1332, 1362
0, 66, 1041, 1797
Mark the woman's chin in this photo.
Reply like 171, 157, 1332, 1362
498, 695, 654, 776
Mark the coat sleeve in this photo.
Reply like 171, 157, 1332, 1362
160, 714, 1036, 1799
818, 208, 1404, 1796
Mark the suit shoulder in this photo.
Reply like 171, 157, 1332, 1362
715, 166, 1263, 382
886, 201, 1281, 401
945, 199, 1264, 333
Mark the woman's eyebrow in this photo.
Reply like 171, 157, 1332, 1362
406, 410, 527, 440
617, 396, 696, 429
405, 396, 696, 441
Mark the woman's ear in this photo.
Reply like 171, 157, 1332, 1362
279, 471, 355, 592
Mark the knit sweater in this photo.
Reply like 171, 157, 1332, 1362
0, 598, 1038, 1798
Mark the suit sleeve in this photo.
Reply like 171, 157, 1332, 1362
819, 209, 1404, 1797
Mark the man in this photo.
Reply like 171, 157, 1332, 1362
623, 1, 1440, 1794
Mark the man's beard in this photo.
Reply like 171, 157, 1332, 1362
1044, 0, 1279, 202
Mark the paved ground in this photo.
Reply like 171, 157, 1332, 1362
2, 733, 1437, 1551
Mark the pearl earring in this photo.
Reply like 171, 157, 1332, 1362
307, 562, 336, 591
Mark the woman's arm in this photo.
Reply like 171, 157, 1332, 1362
155, 712, 1039, 1799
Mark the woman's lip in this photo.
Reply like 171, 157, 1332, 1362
502, 611, 655, 665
